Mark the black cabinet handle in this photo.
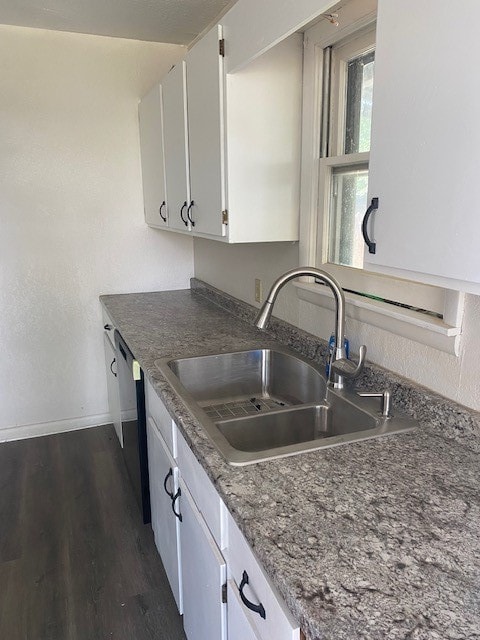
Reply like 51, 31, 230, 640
159, 201, 167, 222
187, 200, 195, 227
171, 488, 182, 521
110, 358, 117, 377
361, 197, 379, 254
163, 468, 174, 499
104, 323, 113, 331
180, 202, 188, 227
239, 571, 266, 619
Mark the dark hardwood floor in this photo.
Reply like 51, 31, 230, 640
0, 425, 186, 640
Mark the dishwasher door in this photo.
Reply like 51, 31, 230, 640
114, 330, 151, 524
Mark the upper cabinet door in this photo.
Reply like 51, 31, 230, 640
163, 61, 191, 232
366, 0, 480, 294
138, 84, 168, 229
186, 25, 226, 238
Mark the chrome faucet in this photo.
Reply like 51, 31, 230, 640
254, 267, 367, 389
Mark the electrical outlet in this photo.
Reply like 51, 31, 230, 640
254, 278, 262, 303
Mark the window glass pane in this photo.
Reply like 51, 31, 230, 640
328, 165, 368, 268
344, 50, 375, 154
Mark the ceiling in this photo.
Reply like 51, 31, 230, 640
0, 0, 236, 45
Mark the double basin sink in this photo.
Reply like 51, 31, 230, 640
156, 348, 416, 466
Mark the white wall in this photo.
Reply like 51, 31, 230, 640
193, 239, 480, 412
193, 238, 299, 325
0, 25, 194, 438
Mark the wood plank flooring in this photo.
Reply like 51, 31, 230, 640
0, 425, 187, 640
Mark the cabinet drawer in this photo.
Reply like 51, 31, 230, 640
226, 511, 300, 640
177, 429, 225, 549
145, 380, 176, 457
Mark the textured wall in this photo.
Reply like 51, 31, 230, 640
0, 25, 194, 434
193, 238, 300, 326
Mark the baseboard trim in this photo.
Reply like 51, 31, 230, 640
0, 413, 112, 443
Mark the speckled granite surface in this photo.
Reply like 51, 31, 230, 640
101, 282, 480, 640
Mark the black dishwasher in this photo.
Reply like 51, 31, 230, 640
114, 330, 151, 524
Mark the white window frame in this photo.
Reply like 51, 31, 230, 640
297, 0, 464, 355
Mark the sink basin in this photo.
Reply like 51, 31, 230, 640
156, 348, 416, 465
217, 395, 377, 453
166, 348, 326, 408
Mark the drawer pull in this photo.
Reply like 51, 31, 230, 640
239, 570, 266, 619
171, 488, 182, 522
159, 201, 167, 222
180, 202, 188, 227
187, 200, 195, 226
361, 196, 379, 254
109, 358, 117, 377
163, 468, 174, 498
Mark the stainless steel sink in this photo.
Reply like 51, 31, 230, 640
167, 348, 326, 407
155, 348, 416, 466
217, 395, 377, 452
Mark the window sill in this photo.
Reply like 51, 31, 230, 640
294, 281, 462, 356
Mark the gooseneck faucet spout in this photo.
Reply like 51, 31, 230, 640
254, 267, 366, 389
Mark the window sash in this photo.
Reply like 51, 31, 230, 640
329, 27, 376, 157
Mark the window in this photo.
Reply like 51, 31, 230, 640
320, 25, 376, 274
323, 29, 375, 270
298, 0, 463, 355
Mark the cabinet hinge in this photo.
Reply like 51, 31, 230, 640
219, 38, 225, 57
221, 582, 227, 604
222, 210, 228, 225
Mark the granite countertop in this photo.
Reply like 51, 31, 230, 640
101, 284, 480, 640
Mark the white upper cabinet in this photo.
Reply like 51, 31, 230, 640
139, 23, 303, 243
138, 84, 167, 229
186, 25, 226, 238
226, 34, 303, 243
184, 24, 303, 243
162, 61, 191, 232
365, 0, 480, 294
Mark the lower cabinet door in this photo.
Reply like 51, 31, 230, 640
146, 417, 183, 612
179, 479, 227, 640
226, 511, 300, 640
103, 333, 122, 446
227, 579, 262, 640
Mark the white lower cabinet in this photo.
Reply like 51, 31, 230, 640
145, 385, 300, 640
226, 511, 300, 640
179, 479, 227, 640
146, 416, 183, 612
